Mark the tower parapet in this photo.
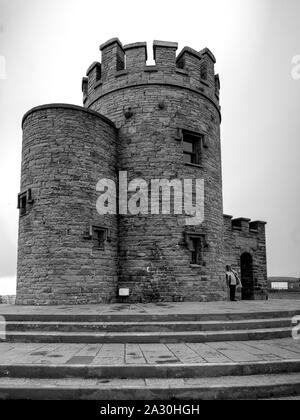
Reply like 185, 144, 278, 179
153, 40, 178, 69
100, 38, 125, 80
85, 61, 101, 98
83, 38, 220, 112
124, 42, 148, 70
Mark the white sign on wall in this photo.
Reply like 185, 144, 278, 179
0, 55, 6, 80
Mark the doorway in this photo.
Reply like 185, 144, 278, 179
240, 253, 254, 300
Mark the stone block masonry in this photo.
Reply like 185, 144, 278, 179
17, 105, 118, 305
16, 38, 268, 305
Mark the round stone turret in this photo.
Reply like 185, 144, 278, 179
17, 104, 118, 305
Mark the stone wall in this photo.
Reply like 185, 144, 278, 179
223, 216, 268, 300
0, 296, 16, 305
85, 39, 226, 302
16, 105, 118, 305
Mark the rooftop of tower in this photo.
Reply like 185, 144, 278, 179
82, 38, 221, 117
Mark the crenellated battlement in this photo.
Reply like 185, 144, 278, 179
153, 40, 178, 68
82, 38, 220, 111
223, 215, 267, 235
124, 42, 148, 69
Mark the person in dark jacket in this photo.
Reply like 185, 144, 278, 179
226, 265, 241, 302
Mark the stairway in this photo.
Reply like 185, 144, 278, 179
2, 310, 297, 344
0, 307, 299, 400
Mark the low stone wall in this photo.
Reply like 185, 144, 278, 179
0, 296, 16, 305
268, 290, 300, 300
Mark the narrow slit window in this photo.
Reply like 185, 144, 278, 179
185, 233, 206, 266
18, 189, 33, 216
191, 237, 203, 265
200, 61, 208, 81
95, 230, 106, 250
20, 195, 27, 216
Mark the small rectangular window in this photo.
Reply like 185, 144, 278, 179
18, 189, 33, 216
191, 238, 203, 265
182, 131, 203, 165
94, 230, 106, 250
185, 233, 206, 266
91, 226, 109, 250
20, 196, 27, 216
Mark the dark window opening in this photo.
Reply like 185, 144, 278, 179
177, 58, 185, 70
240, 252, 254, 300
183, 131, 203, 165
20, 196, 27, 216
94, 230, 106, 250
18, 189, 33, 216
91, 226, 109, 250
200, 61, 208, 80
116, 53, 125, 71
190, 237, 203, 265
185, 233, 206, 266
215, 75, 220, 95
95, 64, 101, 81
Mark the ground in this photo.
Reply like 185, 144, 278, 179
0, 298, 299, 399
1, 297, 300, 316
0, 338, 299, 366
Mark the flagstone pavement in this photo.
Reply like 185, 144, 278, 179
0, 338, 299, 366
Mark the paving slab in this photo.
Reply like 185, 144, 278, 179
139, 344, 179, 364
226, 341, 282, 360
245, 342, 300, 360
33, 344, 85, 365
71, 344, 103, 358
207, 342, 261, 363
166, 343, 206, 364
91, 344, 125, 365
125, 344, 147, 365
270, 340, 300, 355
0, 343, 46, 364
186, 343, 232, 363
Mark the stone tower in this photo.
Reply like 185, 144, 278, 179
16, 38, 267, 305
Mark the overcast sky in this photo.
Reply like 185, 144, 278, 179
0, 0, 299, 294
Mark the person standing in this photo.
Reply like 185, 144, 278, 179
226, 265, 241, 302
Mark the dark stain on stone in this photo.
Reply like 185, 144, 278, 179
156, 359, 178, 364
67, 356, 94, 365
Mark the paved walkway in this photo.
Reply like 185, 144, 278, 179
0, 299, 299, 316
0, 338, 299, 366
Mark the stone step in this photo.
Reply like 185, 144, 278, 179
1, 359, 299, 380
0, 372, 300, 400
4, 327, 292, 344
2, 309, 300, 323
5, 318, 292, 333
